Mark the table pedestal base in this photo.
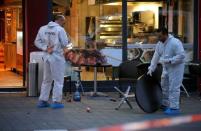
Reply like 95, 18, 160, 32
85, 92, 108, 97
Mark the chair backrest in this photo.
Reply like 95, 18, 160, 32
137, 63, 162, 82
188, 61, 201, 76
119, 60, 142, 80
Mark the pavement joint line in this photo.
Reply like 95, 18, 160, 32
80, 114, 201, 131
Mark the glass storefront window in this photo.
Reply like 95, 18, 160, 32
126, 0, 194, 63
52, 0, 194, 81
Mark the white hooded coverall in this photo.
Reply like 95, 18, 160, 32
34, 22, 69, 102
149, 34, 185, 109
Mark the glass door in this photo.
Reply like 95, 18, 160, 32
0, 0, 24, 88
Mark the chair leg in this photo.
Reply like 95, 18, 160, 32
181, 84, 190, 97
64, 77, 70, 96
125, 86, 131, 96
114, 86, 125, 96
115, 98, 125, 110
69, 77, 72, 94
125, 86, 133, 109
64, 76, 72, 95
125, 99, 133, 109
118, 80, 123, 98
112, 67, 115, 80
79, 81, 85, 95
114, 86, 133, 110
77, 71, 85, 95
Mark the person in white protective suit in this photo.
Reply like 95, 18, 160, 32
147, 28, 185, 115
35, 15, 69, 109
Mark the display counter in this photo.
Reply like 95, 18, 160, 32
101, 43, 193, 80
101, 43, 193, 66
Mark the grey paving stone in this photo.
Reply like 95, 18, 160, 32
0, 92, 200, 131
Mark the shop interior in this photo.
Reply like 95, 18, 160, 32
0, 0, 23, 87
55, 0, 194, 46
54, 0, 194, 81
0, 0, 194, 87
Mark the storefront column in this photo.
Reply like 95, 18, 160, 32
199, 1, 201, 59
194, 0, 201, 93
122, 0, 127, 62
23, 0, 52, 86
193, 0, 198, 61
198, 0, 201, 93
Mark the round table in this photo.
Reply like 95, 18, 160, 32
81, 63, 112, 97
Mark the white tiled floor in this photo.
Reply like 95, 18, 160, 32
0, 69, 23, 87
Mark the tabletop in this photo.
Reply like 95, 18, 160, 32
81, 63, 112, 67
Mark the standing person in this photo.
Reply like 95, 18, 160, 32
147, 28, 185, 115
35, 15, 69, 109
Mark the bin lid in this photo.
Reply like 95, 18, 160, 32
135, 74, 162, 113
30, 51, 45, 63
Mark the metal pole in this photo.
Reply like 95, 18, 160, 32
94, 67, 97, 94
122, 0, 127, 62
47, 0, 52, 22
166, 0, 170, 29
193, 0, 199, 61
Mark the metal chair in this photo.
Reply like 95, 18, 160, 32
114, 86, 135, 110
137, 63, 190, 97
63, 75, 72, 96
188, 62, 201, 100
114, 60, 141, 110
181, 77, 190, 97
181, 81, 190, 97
